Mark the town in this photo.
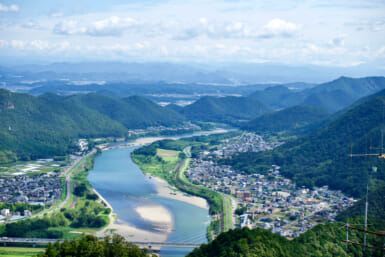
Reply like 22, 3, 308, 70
0, 170, 63, 223
185, 132, 355, 238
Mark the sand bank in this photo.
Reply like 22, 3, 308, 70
152, 176, 208, 210
95, 217, 169, 243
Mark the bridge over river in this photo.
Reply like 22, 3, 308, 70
0, 237, 202, 249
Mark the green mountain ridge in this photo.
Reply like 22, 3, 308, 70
249, 76, 385, 112
0, 89, 127, 163
179, 96, 271, 125
57, 93, 186, 129
242, 105, 330, 136
0, 90, 186, 163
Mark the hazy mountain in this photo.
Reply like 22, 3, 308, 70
4, 61, 384, 84
249, 76, 385, 112
302, 76, 385, 112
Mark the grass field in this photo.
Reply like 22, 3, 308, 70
0, 247, 44, 257
156, 149, 179, 162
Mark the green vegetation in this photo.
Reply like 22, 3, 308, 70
189, 217, 385, 257
242, 105, 330, 138
0, 89, 126, 164
178, 96, 271, 125
0, 203, 43, 214
36, 234, 155, 257
226, 94, 385, 197
57, 93, 185, 129
0, 247, 44, 257
249, 85, 307, 110
337, 186, 385, 222
0, 89, 190, 164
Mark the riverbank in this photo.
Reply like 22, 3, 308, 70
153, 176, 208, 210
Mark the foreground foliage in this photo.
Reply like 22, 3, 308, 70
189, 218, 385, 257
37, 234, 156, 257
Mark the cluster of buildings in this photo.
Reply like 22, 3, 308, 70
0, 173, 63, 207
185, 133, 355, 238
0, 208, 32, 223
208, 133, 284, 158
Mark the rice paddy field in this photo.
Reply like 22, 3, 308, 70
0, 159, 67, 176
0, 247, 44, 257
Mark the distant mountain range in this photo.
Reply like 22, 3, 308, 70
1, 61, 384, 84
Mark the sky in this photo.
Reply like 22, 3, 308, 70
0, 0, 384, 67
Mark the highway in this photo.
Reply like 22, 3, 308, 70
0, 237, 202, 248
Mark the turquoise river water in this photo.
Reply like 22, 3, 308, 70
87, 146, 210, 257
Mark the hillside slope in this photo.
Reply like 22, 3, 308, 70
249, 76, 385, 112
179, 96, 271, 125
249, 85, 307, 109
61, 93, 185, 129
242, 105, 330, 136
0, 89, 127, 163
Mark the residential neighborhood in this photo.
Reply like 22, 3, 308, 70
185, 132, 355, 238
0, 173, 63, 222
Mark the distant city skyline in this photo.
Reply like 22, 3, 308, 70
0, 0, 384, 69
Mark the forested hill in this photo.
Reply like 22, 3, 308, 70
188, 218, 385, 257
249, 76, 385, 112
0, 89, 127, 163
178, 96, 271, 125
249, 85, 307, 110
0, 90, 188, 163
242, 105, 330, 136
55, 93, 185, 129
223, 92, 385, 198
337, 186, 385, 222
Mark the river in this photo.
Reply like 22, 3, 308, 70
88, 130, 231, 256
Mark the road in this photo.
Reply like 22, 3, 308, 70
0, 237, 201, 248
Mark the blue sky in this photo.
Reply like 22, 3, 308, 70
0, 0, 384, 67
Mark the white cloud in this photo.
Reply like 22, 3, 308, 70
11, 40, 26, 49
22, 21, 43, 30
0, 40, 8, 48
259, 19, 300, 38
0, 2, 19, 12
53, 20, 86, 35
53, 16, 139, 37
30, 40, 50, 50
174, 18, 300, 40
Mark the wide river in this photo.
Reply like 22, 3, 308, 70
87, 131, 230, 256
